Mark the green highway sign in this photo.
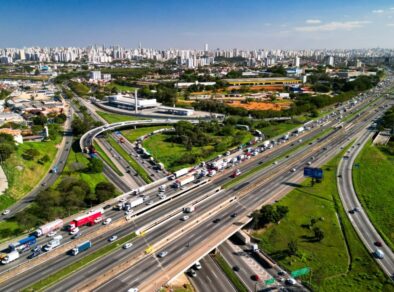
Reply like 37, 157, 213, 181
264, 278, 275, 285
291, 267, 310, 277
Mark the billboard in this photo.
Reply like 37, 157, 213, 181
304, 167, 323, 179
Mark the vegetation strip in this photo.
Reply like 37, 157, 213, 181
93, 141, 124, 176
96, 111, 141, 124
213, 253, 248, 292
24, 232, 137, 291
107, 136, 153, 183
253, 146, 393, 291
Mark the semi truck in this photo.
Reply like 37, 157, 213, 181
173, 175, 195, 188
67, 208, 104, 231
1, 250, 20, 264
124, 197, 144, 211
9, 236, 37, 253
171, 168, 190, 179
34, 219, 64, 237
43, 235, 63, 252
70, 241, 92, 256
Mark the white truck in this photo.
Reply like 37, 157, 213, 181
34, 219, 64, 237
262, 140, 271, 148
173, 174, 195, 188
125, 197, 144, 210
44, 235, 63, 251
295, 126, 305, 134
208, 169, 217, 177
0, 250, 20, 264
171, 168, 190, 179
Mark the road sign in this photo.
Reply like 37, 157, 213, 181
304, 167, 323, 179
291, 267, 310, 278
264, 278, 276, 285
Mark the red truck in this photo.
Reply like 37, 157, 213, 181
67, 208, 104, 231
119, 137, 125, 143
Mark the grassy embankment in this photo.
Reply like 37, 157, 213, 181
105, 82, 137, 92
93, 141, 123, 176
107, 136, 152, 183
143, 131, 253, 172
122, 126, 173, 142
353, 142, 394, 251
96, 111, 142, 124
253, 148, 394, 291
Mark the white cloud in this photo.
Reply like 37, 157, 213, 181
295, 21, 371, 32
305, 19, 321, 24
372, 9, 384, 13
387, 23, 394, 26
390, 7, 394, 10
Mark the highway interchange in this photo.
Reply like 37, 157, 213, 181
0, 77, 393, 291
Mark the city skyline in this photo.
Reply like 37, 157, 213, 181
2, 0, 394, 49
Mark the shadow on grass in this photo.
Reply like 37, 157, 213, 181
269, 249, 289, 261
281, 181, 303, 188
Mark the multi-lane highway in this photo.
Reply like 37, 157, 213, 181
91, 95, 391, 291
337, 127, 394, 278
0, 78, 391, 291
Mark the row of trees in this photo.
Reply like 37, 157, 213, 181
252, 204, 289, 228
0, 133, 16, 162
14, 178, 115, 229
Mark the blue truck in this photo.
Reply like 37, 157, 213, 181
70, 241, 92, 256
9, 236, 37, 253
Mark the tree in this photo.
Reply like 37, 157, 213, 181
22, 148, 40, 160
33, 115, 48, 126
88, 158, 104, 173
288, 239, 298, 256
259, 205, 276, 225
95, 182, 115, 202
0, 143, 16, 162
313, 227, 325, 241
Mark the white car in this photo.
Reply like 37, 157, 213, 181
157, 251, 168, 258
194, 261, 202, 270
123, 242, 133, 249
108, 235, 118, 242
290, 168, 296, 172
69, 227, 80, 235
127, 289, 138, 292
47, 231, 57, 237
2, 209, 10, 215
103, 218, 112, 225
273, 161, 278, 165
181, 215, 189, 221
125, 210, 134, 216
94, 217, 103, 224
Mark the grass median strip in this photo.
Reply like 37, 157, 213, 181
24, 232, 137, 292
93, 141, 124, 176
107, 136, 153, 183
213, 253, 248, 292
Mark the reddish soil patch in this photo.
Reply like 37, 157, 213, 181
227, 100, 292, 111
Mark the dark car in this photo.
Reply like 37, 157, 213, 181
104, 204, 112, 210
231, 212, 238, 218
374, 241, 383, 247
233, 266, 240, 272
213, 218, 221, 223
251, 274, 260, 281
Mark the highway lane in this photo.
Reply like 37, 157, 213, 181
188, 256, 237, 292
95, 98, 389, 291
337, 129, 394, 278
0, 93, 384, 288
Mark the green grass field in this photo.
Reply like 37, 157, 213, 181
353, 142, 394, 251
253, 149, 393, 291
121, 126, 173, 142
0, 137, 62, 211
55, 142, 110, 192
107, 136, 152, 183
96, 111, 142, 124
259, 121, 302, 139
105, 82, 137, 92
143, 132, 253, 172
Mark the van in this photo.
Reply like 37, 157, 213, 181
251, 244, 259, 252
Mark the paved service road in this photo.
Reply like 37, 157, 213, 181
337, 128, 394, 278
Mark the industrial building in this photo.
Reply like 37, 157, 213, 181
107, 94, 159, 110
158, 106, 194, 116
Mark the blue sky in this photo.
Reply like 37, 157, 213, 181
2, 0, 394, 49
